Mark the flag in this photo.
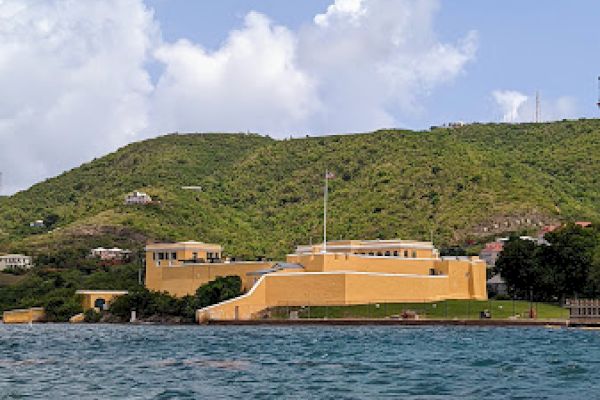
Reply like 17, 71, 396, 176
325, 171, 335, 179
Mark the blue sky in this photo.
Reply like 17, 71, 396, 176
1, 0, 599, 193
148, 0, 600, 126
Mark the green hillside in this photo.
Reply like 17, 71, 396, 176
1, 121, 600, 260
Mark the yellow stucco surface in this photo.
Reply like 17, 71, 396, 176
76, 290, 128, 311
143, 239, 487, 322
2, 307, 45, 324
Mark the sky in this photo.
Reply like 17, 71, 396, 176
1, 0, 599, 194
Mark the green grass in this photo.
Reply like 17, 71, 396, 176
273, 300, 568, 320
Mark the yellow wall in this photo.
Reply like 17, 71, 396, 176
78, 291, 128, 311
145, 240, 487, 321
145, 260, 274, 297
3, 308, 45, 324
197, 272, 455, 321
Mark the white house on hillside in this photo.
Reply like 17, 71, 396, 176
0, 254, 33, 271
124, 191, 152, 205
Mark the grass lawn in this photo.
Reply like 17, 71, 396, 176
0, 272, 26, 287
272, 300, 568, 320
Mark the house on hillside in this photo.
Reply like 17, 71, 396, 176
90, 247, 131, 264
479, 241, 504, 269
124, 191, 152, 205
29, 219, 44, 228
0, 254, 33, 271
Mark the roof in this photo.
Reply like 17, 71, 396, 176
487, 274, 505, 284
575, 221, 592, 228
541, 225, 560, 234
75, 290, 129, 295
145, 241, 222, 250
482, 242, 504, 252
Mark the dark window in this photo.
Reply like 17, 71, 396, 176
171, 252, 177, 260
385, 251, 391, 256
393, 251, 399, 256
377, 252, 383, 256
158, 253, 165, 260
404, 250, 408, 257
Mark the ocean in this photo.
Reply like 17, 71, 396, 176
0, 324, 598, 399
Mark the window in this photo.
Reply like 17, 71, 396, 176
369, 252, 374, 256
158, 253, 165, 260
171, 252, 177, 260
412, 251, 417, 258
385, 251, 391, 256
393, 251, 398, 256
377, 252, 383, 256
404, 250, 408, 257
192, 252, 198, 260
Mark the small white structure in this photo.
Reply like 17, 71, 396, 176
90, 247, 132, 262
29, 220, 44, 228
0, 254, 33, 271
124, 191, 152, 205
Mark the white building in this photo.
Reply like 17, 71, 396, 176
124, 191, 152, 205
90, 247, 132, 262
0, 254, 33, 271
29, 220, 44, 228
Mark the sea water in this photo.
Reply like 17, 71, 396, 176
0, 324, 598, 399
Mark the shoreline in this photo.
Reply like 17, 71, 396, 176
203, 318, 575, 327
6, 318, 600, 328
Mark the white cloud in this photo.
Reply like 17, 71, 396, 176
300, 0, 477, 132
0, 0, 156, 194
149, 12, 318, 135
492, 90, 578, 123
0, 0, 477, 194
492, 90, 528, 123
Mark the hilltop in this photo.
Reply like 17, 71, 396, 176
1, 120, 600, 260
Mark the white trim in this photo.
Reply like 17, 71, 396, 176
158, 261, 272, 268
287, 253, 441, 261
75, 290, 129, 295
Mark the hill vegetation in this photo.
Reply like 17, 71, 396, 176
2, 120, 600, 315
2, 121, 600, 262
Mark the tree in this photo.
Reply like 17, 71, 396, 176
495, 236, 540, 299
540, 224, 597, 299
195, 275, 242, 308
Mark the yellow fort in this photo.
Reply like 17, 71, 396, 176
144, 239, 487, 322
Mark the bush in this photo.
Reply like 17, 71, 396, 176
83, 308, 102, 323
44, 295, 82, 322
196, 275, 242, 308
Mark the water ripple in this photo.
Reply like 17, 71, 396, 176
0, 324, 599, 399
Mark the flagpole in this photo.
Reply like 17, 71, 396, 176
323, 170, 328, 254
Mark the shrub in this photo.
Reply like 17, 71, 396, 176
83, 308, 102, 323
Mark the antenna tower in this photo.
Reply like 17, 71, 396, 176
535, 91, 541, 123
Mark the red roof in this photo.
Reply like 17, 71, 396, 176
541, 225, 560, 235
483, 242, 504, 252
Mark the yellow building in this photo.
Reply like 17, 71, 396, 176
2, 307, 45, 324
144, 239, 487, 322
76, 290, 129, 311
145, 241, 275, 296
